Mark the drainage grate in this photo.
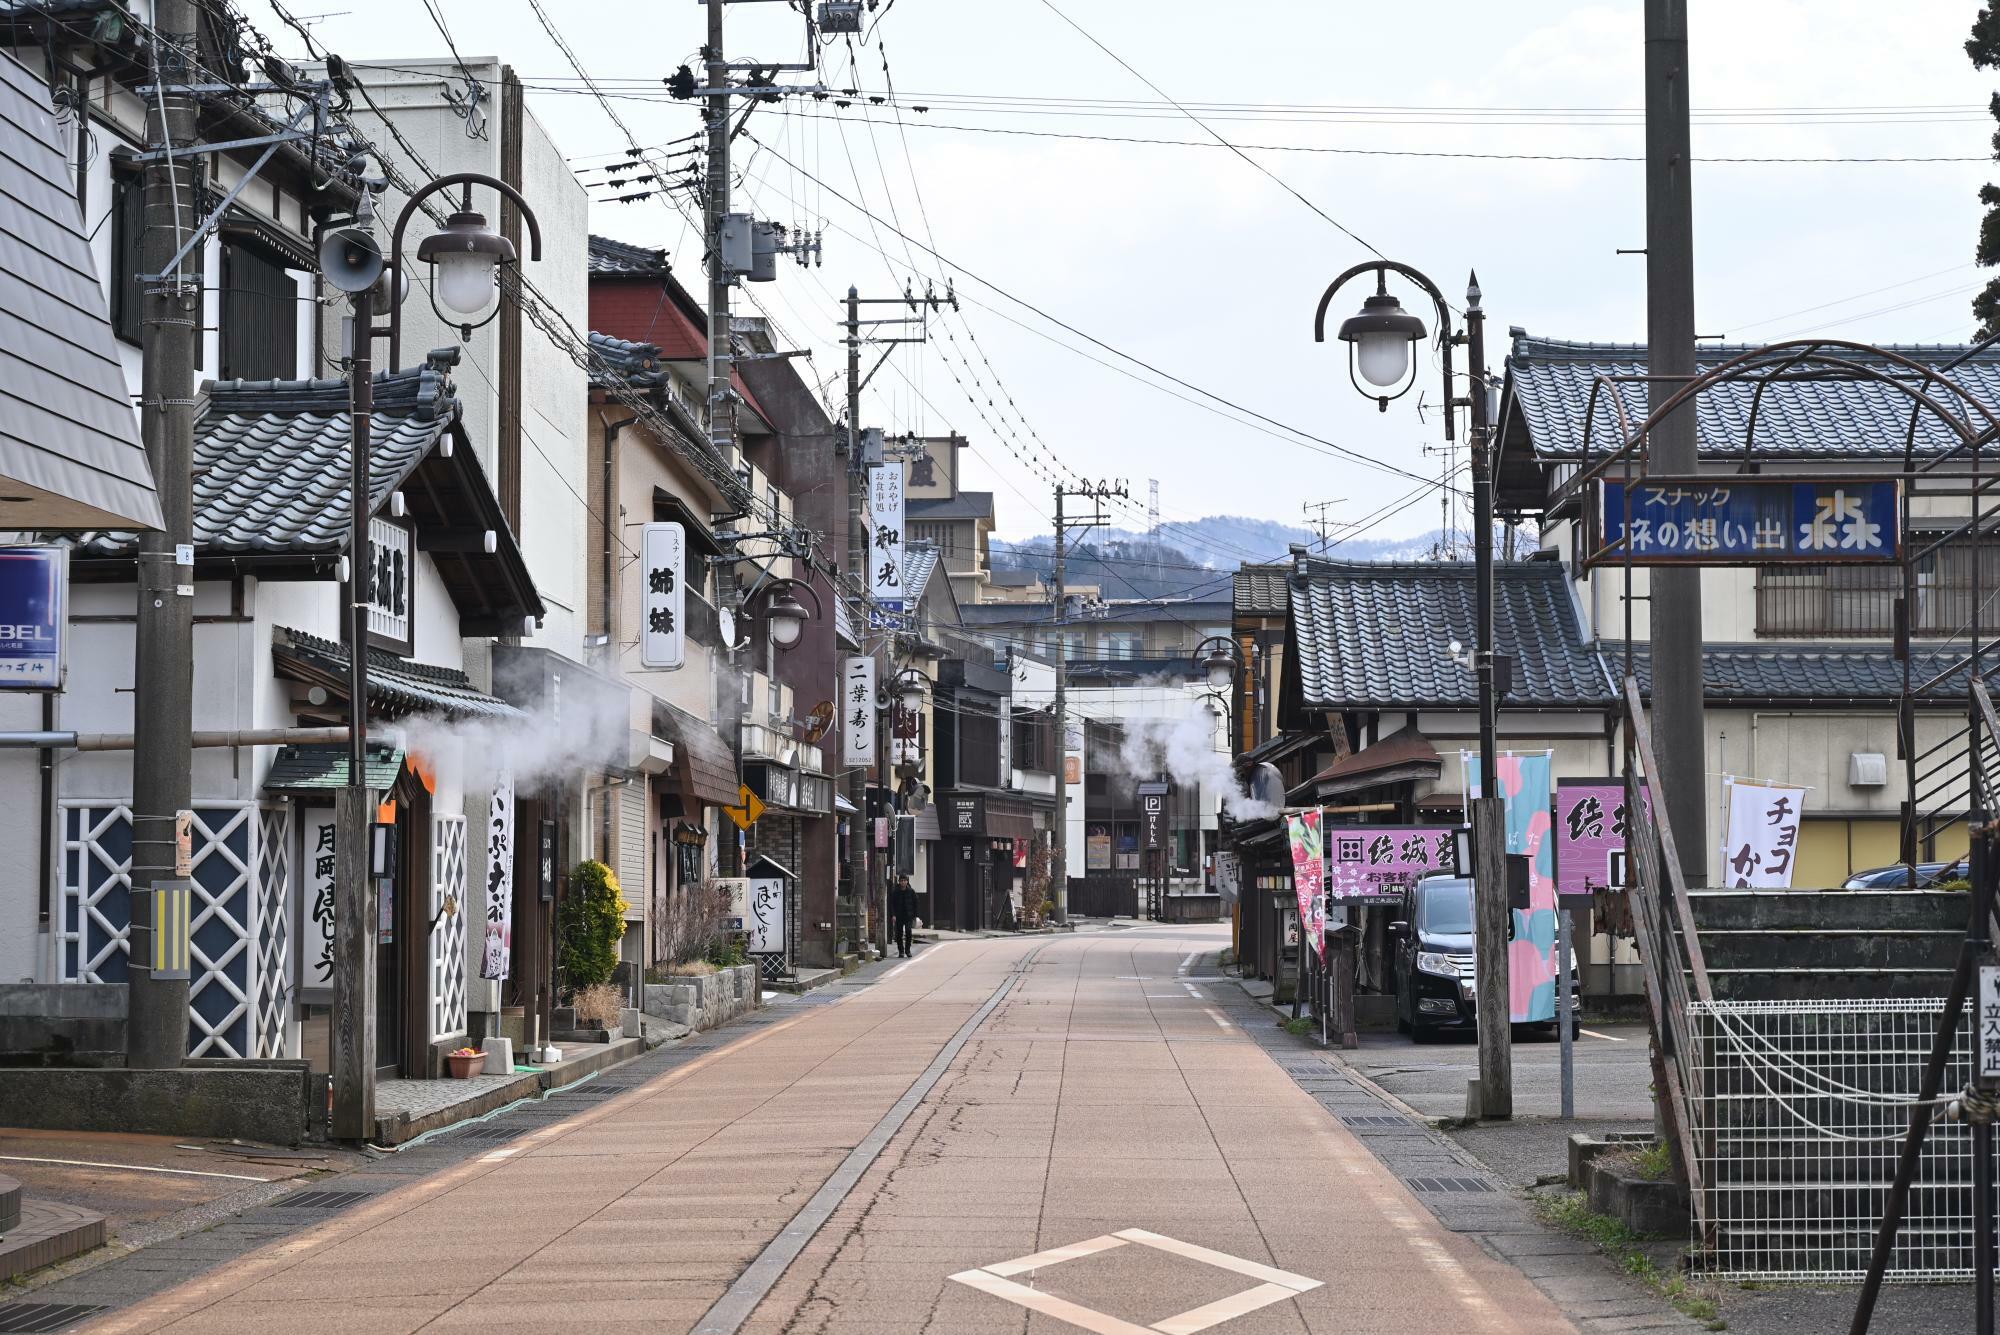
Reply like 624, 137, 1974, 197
1342, 1115, 1409, 1130
1405, 1176, 1494, 1194
0, 1304, 112, 1334
452, 1124, 525, 1142
272, 1190, 375, 1210
551, 1083, 620, 1099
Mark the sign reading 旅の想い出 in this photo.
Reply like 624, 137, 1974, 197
1598, 480, 1899, 565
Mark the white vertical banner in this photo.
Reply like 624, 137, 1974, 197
298, 806, 337, 1001
481, 768, 515, 980
1721, 778, 1806, 888
843, 655, 876, 768
747, 874, 787, 955
639, 521, 686, 670
868, 464, 905, 609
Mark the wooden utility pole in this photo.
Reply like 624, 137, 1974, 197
126, 0, 201, 1070
1645, 0, 1707, 880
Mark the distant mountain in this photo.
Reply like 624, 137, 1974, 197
991, 514, 1534, 602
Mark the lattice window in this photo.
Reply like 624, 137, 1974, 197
255, 805, 292, 1058
433, 815, 468, 1040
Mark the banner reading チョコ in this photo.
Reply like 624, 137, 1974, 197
1285, 808, 1326, 961
1722, 779, 1805, 889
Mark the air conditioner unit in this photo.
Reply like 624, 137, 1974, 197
1849, 752, 1889, 787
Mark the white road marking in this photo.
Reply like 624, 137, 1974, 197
883, 959, 915, 980
1204, 1008, 1232, 1029
1177, 951, 1198, 976
0, 1154, 273, 1183
1579, 1028, 1626, 1042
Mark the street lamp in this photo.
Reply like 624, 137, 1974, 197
417, 207, 516, 323
893, 667, 929, 716
1191, 635, 1242, 693
749, 578, 822, 650
1314, 260, 1513, 1123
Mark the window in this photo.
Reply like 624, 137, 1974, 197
219, 242, 299, 381
1102, 631, 1143, 661
1755, 536, 2000, 637
1011, 708, 1055, 772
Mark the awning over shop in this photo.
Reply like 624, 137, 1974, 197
273, 628, 527, 720
653, 700, 741, 809
262, 743, 406, 794
985, 798, 1045, 843
834, 792, 858, 814
913, 802, 940, 842
1296, 725, 1441, 802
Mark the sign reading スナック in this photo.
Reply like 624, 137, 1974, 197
0, 545, 65, 689
842, 655, 875, 768
1721, 778, 1806, 889
868, 464, 905, 610
1326, 825, 1461, 904
1597, 480, 1899, 564
1980, 964, 2000, 1085
639, 521, 686, 670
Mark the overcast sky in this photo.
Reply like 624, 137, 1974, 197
247, 1, 1996, 556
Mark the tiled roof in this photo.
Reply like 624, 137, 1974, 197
0, 50, 160, 530
272, 627, 526, 720
1609, 642, 1978, 703
77, 354, 458, 557
586, 331, 668, 389
1289, 559, 1611, 709
1506, 335, 2000, 460
901, 542, 941, 606
834, 592, 860, 649
263, 743, 406, 792
588, 234, 669, 277
907, 491, 994, 521
1234, 565, 1290, 616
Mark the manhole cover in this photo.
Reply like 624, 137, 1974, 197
1342, 1115, 1408, 1129
0, 1304, 112, 1333
272, 1190, 375, 1210
1405, 1176, 1494, 1194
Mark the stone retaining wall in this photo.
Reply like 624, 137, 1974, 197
642, 964, 760, 1032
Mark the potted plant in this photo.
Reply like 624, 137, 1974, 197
446, 1046, 484, 1079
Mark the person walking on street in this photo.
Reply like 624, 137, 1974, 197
889, 875, 917, 959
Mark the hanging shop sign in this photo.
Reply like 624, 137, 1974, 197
1139, 782, 1169, 850
842, 655, 875, 767
1721, 778, 1806, 889
1324, 825, 1461, 903
481, 770, 515, 981
366, 518, 412, 647
0, 545, 64, 689
640, 521, 687, 670
746, 873, 786, 955
1596, 479, 1899, 565
1553, 779, 1649, 901
868, 464, 905, 610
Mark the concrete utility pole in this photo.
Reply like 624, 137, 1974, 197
126, 0, 201, 1070
844, 286, 870, 950
1050, 482, 1123, 922
1466, 275, 1511, 1122
1645, 0, 1707, 880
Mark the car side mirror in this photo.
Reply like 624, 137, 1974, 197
1388, 920, 1410, 938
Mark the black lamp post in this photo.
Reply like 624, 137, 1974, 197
1313, 262, 1511, 1121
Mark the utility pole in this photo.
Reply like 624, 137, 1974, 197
1645, 0, 1707, 880
1466, 274, 1511, 1122
1051, 481, 1124, 922
126, 0, 201, 1070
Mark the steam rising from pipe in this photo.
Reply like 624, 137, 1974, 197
386, 687, 630, 795
1115, 710, 1276, 822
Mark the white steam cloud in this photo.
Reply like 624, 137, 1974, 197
1115, 711, 1277, 823
387, 687, 630, 795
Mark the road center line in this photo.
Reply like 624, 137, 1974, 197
1579, 1028, 1626, 1042
691, 944, 1047, 1335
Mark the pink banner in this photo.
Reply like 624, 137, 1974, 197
1285, 809, 1326, 960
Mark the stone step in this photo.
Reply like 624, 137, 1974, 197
1687, 888, 1971, 933
1693, 965, 1955, 1001
0, 1192, 106, 1282
1695, 927, 1961, 973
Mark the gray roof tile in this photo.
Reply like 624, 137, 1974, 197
1506, 335, 2000, 460
1289, 559, 1610, 709
588, 234, 669, 277
1234, 565, 1289, 615
907, 491, 994, 521
273, 627, 526, 720
1611, 642, 1973, 703
901, 542, 941, 605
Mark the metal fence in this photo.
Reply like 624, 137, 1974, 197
1688, 998, 1975, 1281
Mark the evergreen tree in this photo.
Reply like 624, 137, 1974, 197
1970, 7, 2000, 336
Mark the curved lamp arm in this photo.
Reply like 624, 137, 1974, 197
388, 172, 544, 372
1312, 260, 1458, 440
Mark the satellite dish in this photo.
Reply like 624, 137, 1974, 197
718, 607, 738, 648
803, 700, 836, 744
319, 226, 384, 294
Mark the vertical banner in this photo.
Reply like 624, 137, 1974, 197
1722, 779, 1806, 888
299, 806, 337, 1000
639, 521, 686, 670
481, 769, 515, 981
842, 655, 876, 768
747, 874, 787, 955
1284, 808, 1327, 961
1464, 751, 1558, 1023
868, 464, 905, 609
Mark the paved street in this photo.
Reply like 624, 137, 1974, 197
67, 929, 1590, 1335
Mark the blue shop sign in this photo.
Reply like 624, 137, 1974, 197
0, 546, 65, 688
1598, 479, 1899, 564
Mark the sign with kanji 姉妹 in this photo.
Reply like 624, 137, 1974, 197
868, 464, 905, 611
639, 521, 686, 670
1597, 479, 1899, 564
1325, 825, 1461, 903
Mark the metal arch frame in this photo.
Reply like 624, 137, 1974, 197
1312, 261, 1458, 432
387, 172, 545, 373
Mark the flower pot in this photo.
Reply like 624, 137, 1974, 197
446, 1051, 483, 1079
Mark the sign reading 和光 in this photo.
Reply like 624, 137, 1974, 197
1596, 480, 1899, 565
868, 464, 905, 611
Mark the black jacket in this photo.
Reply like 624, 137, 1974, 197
889, 885, 917, 921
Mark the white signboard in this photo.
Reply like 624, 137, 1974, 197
1981, 965, 2000, 1084
842, 655, 876, 768
1722, 779, 1806, 889
639, 521, 686, 670
299, 806, 337, 999
747, 876, 786, 955
868, 464, 905, 609
481, 770, 515, 980
366, 519, 411, 645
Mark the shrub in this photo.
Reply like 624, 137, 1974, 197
572, 982, 623, 1029
706, 936, 746, 969
558, 860, 629, 993
657, 880, 735, 966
